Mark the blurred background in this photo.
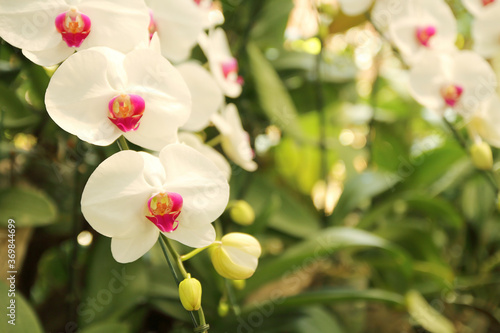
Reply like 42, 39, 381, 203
1, 0, 500, 332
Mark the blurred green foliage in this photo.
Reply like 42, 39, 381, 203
1, 0, 500, 332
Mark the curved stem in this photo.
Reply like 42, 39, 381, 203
181, 243, 217, 262
117, 136, 130, 150
160, 234, 209, 333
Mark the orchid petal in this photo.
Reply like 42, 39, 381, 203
111, 222, 159, 263
81, 150, 155, 238
165, 222, 216, 248
177, 61, 224, 132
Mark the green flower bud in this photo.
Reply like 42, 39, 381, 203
229, 200, 255, 226
179, 274, 202, 311
218, 300, 229, 317
211, 233, 262, 280
470, 141, 493, 170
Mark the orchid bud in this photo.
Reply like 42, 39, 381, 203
229, 200, 255, 226
232, 279, 246, 290
179, 274, 202, 311
211, 233, 262, 280
470, 141, 493, 170
218, 300, 229, 317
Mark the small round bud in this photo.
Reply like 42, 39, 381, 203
470, 141, 493, 170
218, 300, 229, 317
229, 200, 255, 226
179, 274, 202, 311
211, 233, 262, 280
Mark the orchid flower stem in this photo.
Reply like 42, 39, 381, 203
181, 244, 215, 262
206, 135, 221, 147
225, 278, 241, 317
160, 234, 209, 333
443, 119, 499, 191
117, 136, 130, 150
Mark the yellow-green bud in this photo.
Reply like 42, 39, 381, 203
211, 233, 262, 280
218, 300, 229, 317
470, 141, 493, 170
229, 200, 255, 226
178, 274, 202, 311
232, 279, 246, 290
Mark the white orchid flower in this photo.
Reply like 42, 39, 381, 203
178, 132, 231, 180
212, 104, 257, 172
145, 0, 208, 63
389, 0, 457, 65
338, 0, 373, 16
409, 50, 497, 117
81, 144, 230, 263
462, 0, 500, 17
177, 61, 224, 132
199, 28, 243, 98
45, 47, 191, 151
471, 5, 500, 58
467, 94, 500, 148
0, 0, 150, 66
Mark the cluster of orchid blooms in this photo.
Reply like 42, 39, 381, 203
0, 0, 261, 319
338, 0, 500, 165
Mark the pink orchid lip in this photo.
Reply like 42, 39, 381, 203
108, 94, 146, 132
55, 8, 91, 48
415, 26, 436, 47
222, 58, 244, 86
441, 84, 464, 107
146, 192, 183, 233
148, 10, 157, 41
483, 0, 495, 6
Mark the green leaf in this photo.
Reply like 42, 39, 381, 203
149, 299, 191, 322
0, 280, 44, 333
80, 236, 149, 327
247, 42, 303, 139
275, 288, 404, 309
0, 82, 39, 128
0, 187, 57, 227
244, 227, 412, 295
294, 307, 346, 333
80, 322, 131, 333
332, 171, 399, 222
405, 290, 455, 333
23, 62, 50, 110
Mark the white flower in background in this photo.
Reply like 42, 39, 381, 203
471, 6, 500, 58
45, 47, 191, 151
146, 0, 220, 63
462, 0, 500, 17
338, 0, 373, 16
212, 104, 257, 172
409, 50, 496, 117
210, 233, 261, 280
0, 0, 150, 66
81, 144, 230, 263
389, 0, 457, 65
178, 132, 231, 180
199, 28, 243, 98
177, 61, 224, 132
467, 94, 500, 148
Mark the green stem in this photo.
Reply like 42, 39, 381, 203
117, 136, 130, 150
225, 279, 241, 317
443, 118, 499, 191
160, 235, 209, 333
181, 243, 217, 262
159, 235, 199, 327
205, 135, 221, 147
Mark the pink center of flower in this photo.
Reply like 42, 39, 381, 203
415, 26, 436, 47
108, 94, 146, 132
222, 58, 244, 85
193, 0, 202, 5
148, 10, 157, 41
146, 192, 183, 233
483, 0, 495, 6
55, 8, 91, 48
441, 84, 464, 107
